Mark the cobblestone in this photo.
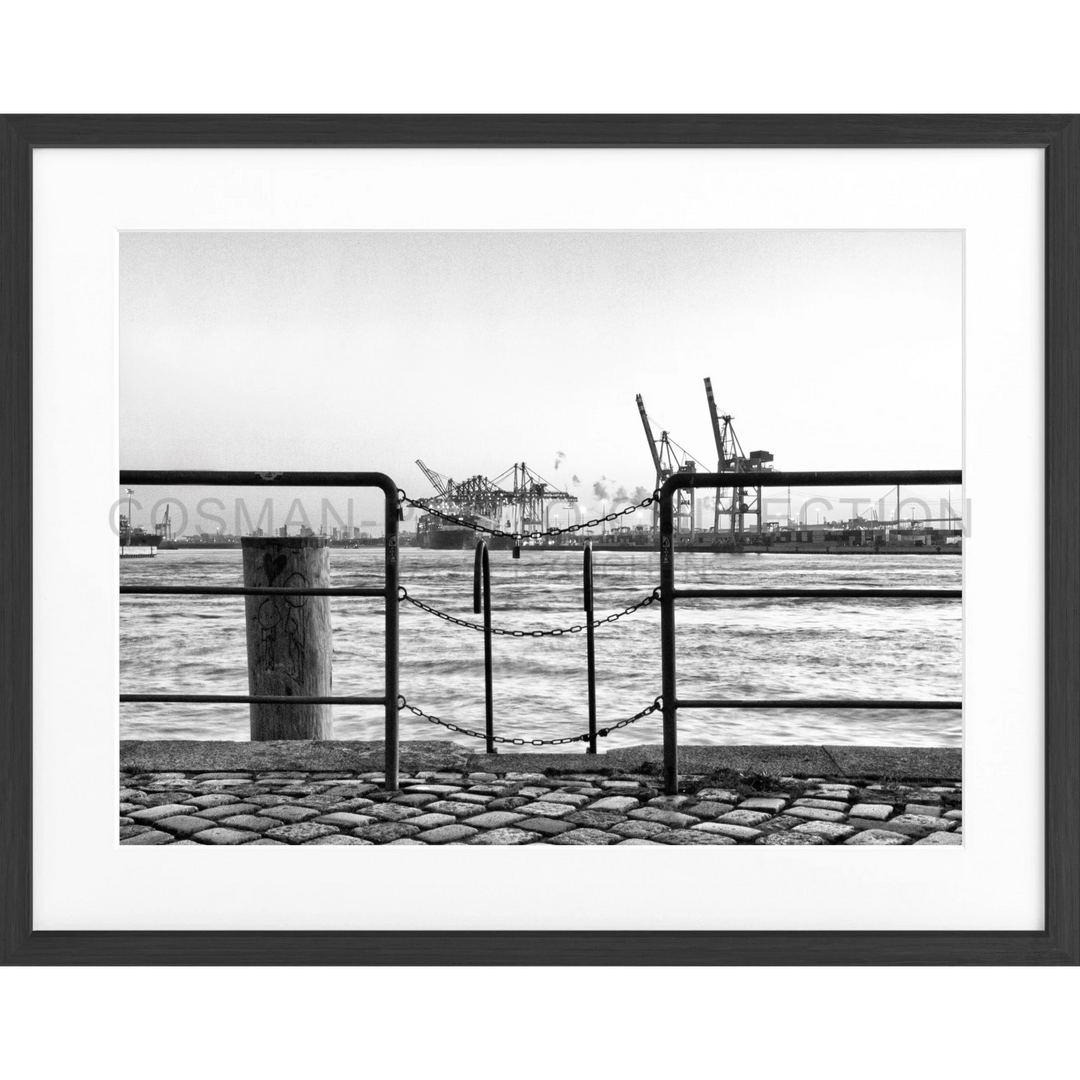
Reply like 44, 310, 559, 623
655, 830, 736, 845
120, 829, 175, 844
256, 805, 320, 824
119, 765, 961, 848
416, 824, 479, 844
352, 822, 422, 843
696, 789, 741, 803
547, 828, 622, 845
738, 797, 789, 813
264, 822, 341, 844
314, 812, 378, 829
514, 801, 576, 818
540, 791, 591, 807
193, 827, 260, 845
588, 796, 640, 812
403, 813, 457, 830
754, 814, 804, 834
128, 803, 200, 824
716, 809, 773, 828
304, 835, 373, 845
844, 829, 912, 845
563, 809, 626, 830
791, 821, 857, 843
487, 796, 531, 812
390, 793, 441, 807
759, 831, 828, 845
467, 827, 539, 845
194, 803, 261, 821
217, 814, 279, 833
119, 824, 154, 840
154, 815, 216, 838
463, 811, 526, 829
687, 801, 736, 820
792, 798, 850, 812
913, 831, 963, 845
692, 822, 763, 842
515, 817, 575, 836
327, 797, 377, 813
363, 804, 423, 822
878, 814, 955, 837
648, 795, 692, 809
184, 793, 244, 810
784, 806, 848, 823
423, 800, 487, 817
628, 807, 697, 828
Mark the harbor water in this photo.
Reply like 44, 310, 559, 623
120, 548, 962, 749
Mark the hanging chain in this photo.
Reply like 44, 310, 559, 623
397, 586, 661, 637
397, 695, 662, 746
397, 489, 659, 541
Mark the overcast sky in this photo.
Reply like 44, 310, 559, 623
120, 230, 962, 532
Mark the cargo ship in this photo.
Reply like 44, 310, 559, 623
416, 512, 513, 550
119, 528, 161, 558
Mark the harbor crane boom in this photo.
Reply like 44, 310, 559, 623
415, 459, 450, 496
703, 376, 773, 537
636, 393, 664, 479
635, 392, 696, 536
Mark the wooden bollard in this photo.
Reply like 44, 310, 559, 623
241, 536, 333, 740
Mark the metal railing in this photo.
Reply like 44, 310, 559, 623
469, 538, 604, 754
658, 469, 963, 793
118, 470, 401, 788
120, 467, 963, 796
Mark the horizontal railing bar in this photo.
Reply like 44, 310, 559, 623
119, 585, 385, 597
120, 694, 386, 705
672, 587, 962, 599
676, 698, 962, 710
119, 469, 399, 495
662, 468, 961, 492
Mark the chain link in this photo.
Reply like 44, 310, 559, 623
397, 489, 658, 541
397, 695, 662, 746
398, 586, 661, 637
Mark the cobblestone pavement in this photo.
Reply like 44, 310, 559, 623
119, 767, 962, 846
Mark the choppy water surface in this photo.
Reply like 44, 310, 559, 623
120, 549, 962, 748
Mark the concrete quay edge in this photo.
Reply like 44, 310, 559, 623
120, 740, 961, 782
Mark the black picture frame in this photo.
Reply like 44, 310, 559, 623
1, 114, 1076, 966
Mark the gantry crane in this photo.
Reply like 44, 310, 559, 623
703, 377, 772, 537
415, 460, 574, 534
635, 393, 696, 535
154, 503, 173, 542
492, 462, 576, 534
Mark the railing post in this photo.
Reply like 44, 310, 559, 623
384, 487, 400, 791
584, 544, 597, 754
659, 482, 678, 794
474, 540, 495, 753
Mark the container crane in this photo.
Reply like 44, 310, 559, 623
703, 377, 772, 538
153, 503, 173, 542
635, 393, 696, 536
415, 459, 451, 497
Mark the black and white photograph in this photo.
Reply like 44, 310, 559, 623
118, 228, 964, 847
8, 113, 1080, 967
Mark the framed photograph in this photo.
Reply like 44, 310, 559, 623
1, 115, 1077, 964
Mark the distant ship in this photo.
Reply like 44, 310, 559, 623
416, 513, 513, 550
119, 528, 160, 558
